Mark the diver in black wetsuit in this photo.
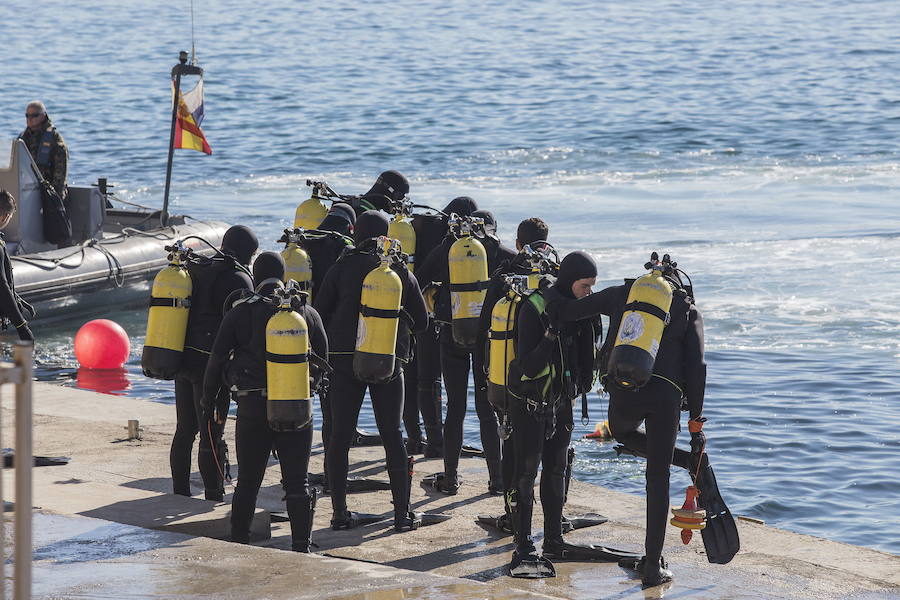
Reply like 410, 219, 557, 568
171, 225, 257, 501
349, 170, 410, 215
474, 217, 551, 526
298, 201, 355, 473
416, 208, 515, 495
202, 252, 328, 552
599, 260, 706, 588
406, 196, 480, 457
0, 190, 35, 342
506, 251, 601, 578
313, 211, 428, 531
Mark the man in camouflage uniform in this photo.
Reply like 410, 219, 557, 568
19, 101, 68, 201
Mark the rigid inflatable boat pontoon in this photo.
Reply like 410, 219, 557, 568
0, 138, 229, 322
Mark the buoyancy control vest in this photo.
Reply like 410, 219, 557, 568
182, 255, 243, 365
353, 238, 404, 383
506, 288, 600, 414
142, 243, 193, 380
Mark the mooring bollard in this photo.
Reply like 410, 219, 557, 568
127, 419, 142, 440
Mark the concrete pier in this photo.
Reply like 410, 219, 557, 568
3, 382, 899, 599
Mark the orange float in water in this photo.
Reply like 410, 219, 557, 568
74, 319, 131, 369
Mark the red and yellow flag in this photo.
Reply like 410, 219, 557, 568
173, 79, 211, 154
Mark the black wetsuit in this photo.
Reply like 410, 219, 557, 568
298, 216, 353, 464
313, 241, 427, 521
416, 233, 516, 487
203, 282, 328, 549
406, 197, 480, 455
474, 249, 551, 500
598, 281, 706, 566
511, 284, 600, 545
171, 257, 252, 500
0, 233, 33, 341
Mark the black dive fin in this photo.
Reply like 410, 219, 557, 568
542, 540, 641, 563
694, 461, 740, 564
270, 511, 290, 523
419, 513, 452, 527
561, 512, 609, 532
352, 429, 382, 447
477, 514, 514, 536
614, 443, 740, 564
346, 478, 392, 493
509, 552, 556, 579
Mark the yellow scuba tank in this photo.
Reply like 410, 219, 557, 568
388, 213, 416, 272
448, 228, 489, 348
142, 242, 193, 380
280, 233, 313, 299
487, 287, 521, 411
354, 238, 403, 383
266, 284, 312, 431
606, 254, 674, 390
294, 189, 328, 230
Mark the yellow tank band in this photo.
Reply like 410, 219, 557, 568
15, 320, 26, 328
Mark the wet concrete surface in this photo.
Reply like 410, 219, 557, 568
3, 382, 899, 599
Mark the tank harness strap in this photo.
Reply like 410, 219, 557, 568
149, 296, 191, 308
651, 373, 684, 396
623, 301, 670, 325
36, 129, 55, 167
360, 306, 401, 319
489, 329, 516, 340
266, 352, 309, 364
449, 280, 490, 292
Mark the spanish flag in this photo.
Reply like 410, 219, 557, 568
173, 79, 211, 154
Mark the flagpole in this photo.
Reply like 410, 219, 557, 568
162, 50, 203, 227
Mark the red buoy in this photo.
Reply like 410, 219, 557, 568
74, 319, 131, 369
670, 485, 706, 544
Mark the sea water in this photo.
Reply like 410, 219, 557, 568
3, 0, 899, 554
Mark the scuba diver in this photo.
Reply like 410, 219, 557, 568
300, 202, 356, 294
406, 195, 480, 457
349, 170, 410, 215
474, 217, 553, 531
171, 225, 257, 501
313, 211, 428, 531
597, 253, 724, 588
416, 208, 515, 495
201, 252, 328, 552
501, 250, 610, 578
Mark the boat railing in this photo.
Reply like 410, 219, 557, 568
0, 342, 34, 600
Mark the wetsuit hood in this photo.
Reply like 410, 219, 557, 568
354, 210, 389, 244
472, 209, 497, 236
364, 170, 409, 203
555, 251, 597, 299
318, 202, 355, 235
443, 196, 478, 218
222, 225, 259, 266
252, 251, 285, 293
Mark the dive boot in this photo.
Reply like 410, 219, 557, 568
288, 490, 317, 553
394, 510, 423, 532
641, 557, 674, 589
508, 537, 556, 579
542, 537, 640, 562
330, 510, 383, 530
477, 512, 514, 536
424, 472, 460, 496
